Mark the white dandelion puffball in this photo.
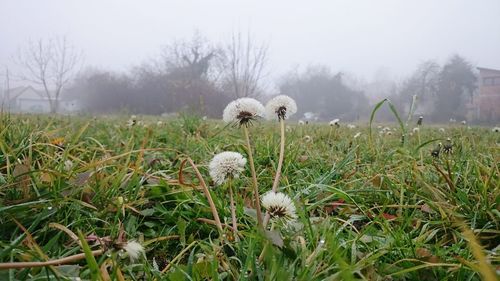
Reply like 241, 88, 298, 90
347, 124, 356, 129
298, 120, 305, 125
493, 127, 500, 132
261, 191, 297, 221
209, 151, 247, 185
265, 95, 297, 120
223, 98, 265, 125
461, 120, 467, 125
439, 128, 445, 133
124, 241, 144, 261
329, 119, 340, 126
412, 127, 420, 133
64, 160, 73, 171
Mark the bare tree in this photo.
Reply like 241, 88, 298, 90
15, 36, 82, 113
220, 31, 269, 98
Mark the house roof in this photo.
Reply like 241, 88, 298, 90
5, 86, 63, 101
7, 86, 44, 100
477, 67, 500, 74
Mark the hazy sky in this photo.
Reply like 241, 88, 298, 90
1, 0, 499, 82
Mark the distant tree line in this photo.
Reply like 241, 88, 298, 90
380, 55, 478, 122
10, 33, 485, 122
279, 66, 369, 120
65, 32, 373, 120
66, 32, 269, 117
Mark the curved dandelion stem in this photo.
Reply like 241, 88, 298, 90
243, 126, 263, 228
228, 179, 238, 239
0, 249, 104, 269
186, 158, 224, 235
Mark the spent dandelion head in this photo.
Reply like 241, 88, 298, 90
261, 191, 297, 222
209, 151, 247, 185
223, 98, 265, 127
123, 241, 144, 262
265, 95, 297, 120
329, 119, 340, 127
417, 116, 423, 126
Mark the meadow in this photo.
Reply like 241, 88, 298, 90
0, 104, 498, 280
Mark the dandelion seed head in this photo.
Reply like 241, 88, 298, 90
223, 98, 265, 126
124, 241, 144, 262
261, 191, 297, 221
265, 95, 297, 120
298, 120, 305, 125
64, 160, 73, 171
347, 124, 356, 129
329, 119, 340, 126
493, 127, 500, 132
209, 151, 247, 185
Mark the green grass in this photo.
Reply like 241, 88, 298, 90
0, 112, 498, 280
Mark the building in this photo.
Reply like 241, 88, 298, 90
474, 67, 500, 122
1, 86, 80, 113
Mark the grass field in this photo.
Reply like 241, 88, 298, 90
0, 110, 498, 280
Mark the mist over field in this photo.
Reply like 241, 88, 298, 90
1, 0, 500, 123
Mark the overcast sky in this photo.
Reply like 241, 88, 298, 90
1, 0, 499, 82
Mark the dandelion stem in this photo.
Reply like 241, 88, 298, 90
186, 157, 224, 235
263, 119, 287, 227
417, 129, 423, 165
243, 126, 263, 228
0, 249, 104, 269
271, 119, 286, 193
228, 179, 238, 239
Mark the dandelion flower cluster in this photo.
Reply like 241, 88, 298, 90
209, 151, 247, 185
261, 191, 297, 221
123, 241, 144, 262
223, 98, 265, 126
265, 95, 297, 120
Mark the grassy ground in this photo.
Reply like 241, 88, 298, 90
0, 112, 498, 280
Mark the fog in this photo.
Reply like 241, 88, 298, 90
1, 0, 499, 122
